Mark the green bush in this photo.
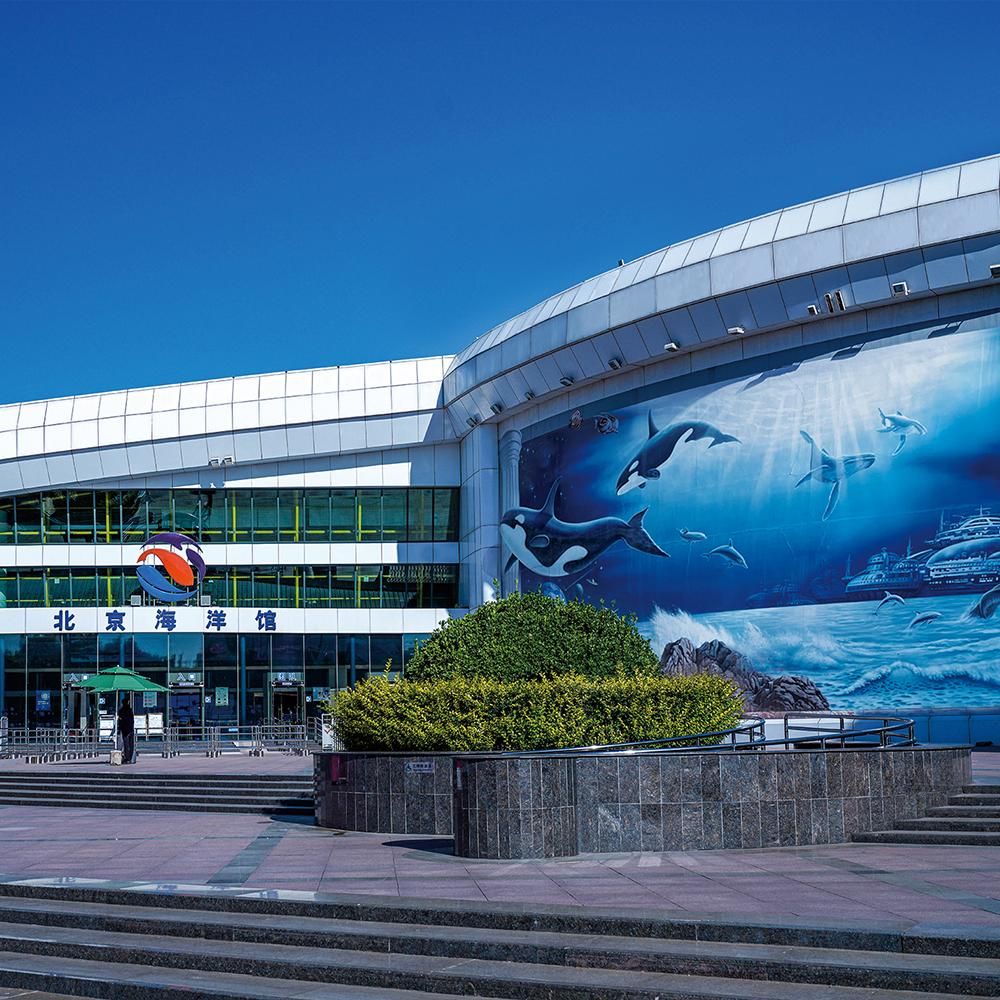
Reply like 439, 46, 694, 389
404, 592, 658, 681
327, 672, 743, 752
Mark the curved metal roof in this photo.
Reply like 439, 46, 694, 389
443, 154, 1000, 427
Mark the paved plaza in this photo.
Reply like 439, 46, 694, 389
0, 752, 995, 931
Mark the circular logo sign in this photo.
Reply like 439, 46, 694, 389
136, 532, 207, 603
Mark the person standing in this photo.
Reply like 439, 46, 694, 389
117, 697, 136, 765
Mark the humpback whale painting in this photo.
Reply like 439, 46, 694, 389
513, 317, 1000, 714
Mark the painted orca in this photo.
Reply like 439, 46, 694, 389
795, 431, 875, 521
908, 610, 942, 629
616, 413, 740, 495
679, 527, 708, 542
500, 479, 668, 579
964, 584, 1000, 622
704, 539, 749, 569
878, 408, 928, 456
874, 591, 906, 615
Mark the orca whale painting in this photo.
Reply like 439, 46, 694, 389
509, 318, 1000, 713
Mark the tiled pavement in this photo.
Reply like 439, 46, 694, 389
0, 751, 995, 929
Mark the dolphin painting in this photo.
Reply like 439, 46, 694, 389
616, 413, 740, 495
964, 584, 1000, 622
795, 431, 876, 521
500, 479, 669, 579
874, 591, 906, 615
908, 610, 942, 629
704, 539, 749, 569
679, 528, 708, 542
878, 408, 928, 456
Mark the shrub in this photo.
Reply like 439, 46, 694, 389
327, 672, 743, 752
404, 592, 659, 681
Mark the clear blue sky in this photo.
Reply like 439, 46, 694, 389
2, 1, 997, 404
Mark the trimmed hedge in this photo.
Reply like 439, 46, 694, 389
404, 592, 659, 681
328, 672, 743, 752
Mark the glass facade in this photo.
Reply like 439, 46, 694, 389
0, 488, 460, 545
0, 632, 427, 729
0, 564, 458, 609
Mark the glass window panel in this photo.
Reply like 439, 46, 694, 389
228, 490, 252, 542
278, 490, 301, 542
279, 565, 300, 608
14, 494, 42, 543
381, 564, 410, 609
0, 496, 14, 543
243, 669, 268, 725
407, 564, 432, 608
98, 634, 132, 671
433, 564, 459, 607
330, 490, 355, 541
26, 634, 61, 727
133, 633, 168, 669
0, 568, 15, 608
97, 567, 127, 608
303, 566, 330, 608
230, 565, 251, 606
63, 634, 98, 677
146, 490, 171, 534
304, 633, 337, 667
303, 490, 331, 540
370, 634, 402, 674
167, 633, 203, 673
271, 633, 302, 668
433, 489, 459, 542
96, 491, 120, 543
382, 491, 407, 542
120, 490, 147, 544
205, 666, 238, 726
241, 634, 270, 668
336, 634, 369, 688
41, 491, 68, 543
252, 566, 279, 608
204, 633, 237, 668
402, 633, 429, 670
172, 491, 202, 538
357, 489, 381, 541
45, 569, 71, 607
356, 564, 381, 607
199, 489, 226, 543
2, 635, 27, 726
407, 489, 433, 542
70, 569, 97, 608
16, 569, 43, 607
330, 565, 354, 607
252, 490, 278, 542
67, 490, 95, 543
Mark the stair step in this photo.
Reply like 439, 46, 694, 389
0, 922, 994, 1000
926, 806, 1000, 818
963, 784, 1000, 793
898, 817, 1000, 832
950, 794, 1000, 806
853, 829, 1000, 846
0, 903, 996, 995
0, 787, 311, 803
0, 796, 311, 815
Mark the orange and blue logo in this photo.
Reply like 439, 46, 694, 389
136, 532, 207, 603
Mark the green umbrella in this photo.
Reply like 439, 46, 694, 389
76, 665, 167, 693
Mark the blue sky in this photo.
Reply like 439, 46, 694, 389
2, 1, 997, 403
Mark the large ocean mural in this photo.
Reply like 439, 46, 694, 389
505, 320, 1000, 711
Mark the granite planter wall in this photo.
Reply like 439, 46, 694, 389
315, 745, 971, 860
314, 751, 454, 835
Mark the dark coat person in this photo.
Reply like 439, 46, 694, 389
117, 699, 136, 765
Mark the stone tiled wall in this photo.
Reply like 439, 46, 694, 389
315, 746, 971, 859
314, 751, 454, 835
574, 746, 971, 854
454, 757, 577, 859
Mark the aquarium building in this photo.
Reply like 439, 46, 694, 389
2, 154, 1000, 735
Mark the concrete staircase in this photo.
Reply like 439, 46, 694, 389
0, 772, 314, 817
0, 882, 995, 998
854, 784, 1000, 846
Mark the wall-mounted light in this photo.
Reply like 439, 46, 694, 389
466, 415, 480, 428
558, 375, 575, 387
664, 341, 680, 352
891, 281, 909, 297
524, 390, 536, 401
806, 304, 821, 316
617, 259, 625, 266
607, 357, 623, 370
490, 402, 504, 415
726, 326, 745, 336
990, 264, 1000, 279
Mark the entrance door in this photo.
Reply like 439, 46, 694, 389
169, 687, 203, 738
271, 686, 303, 724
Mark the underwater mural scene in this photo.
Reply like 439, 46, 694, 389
504, 318, 1000, 711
